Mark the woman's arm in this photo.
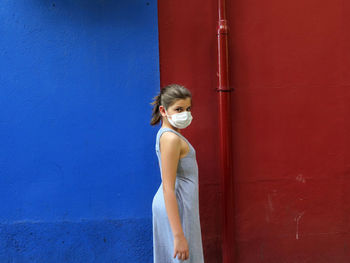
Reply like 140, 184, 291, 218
159, 132, 184, 237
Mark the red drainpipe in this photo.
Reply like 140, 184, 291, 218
217, 0, 235, 262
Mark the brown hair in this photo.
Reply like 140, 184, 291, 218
150, 84, 192, 126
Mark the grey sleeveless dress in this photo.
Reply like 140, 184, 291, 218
152, 127, 204, 263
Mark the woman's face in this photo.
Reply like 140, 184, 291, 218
161, 97, 192, 117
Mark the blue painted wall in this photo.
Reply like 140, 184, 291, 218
0, 1, 160, 262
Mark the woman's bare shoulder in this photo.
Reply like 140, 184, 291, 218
159, 131, 181, 152
159, 131, 180, 144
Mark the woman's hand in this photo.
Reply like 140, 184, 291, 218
173, 234, 189, 261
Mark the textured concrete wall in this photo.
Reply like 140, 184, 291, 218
0, 1, 160, 262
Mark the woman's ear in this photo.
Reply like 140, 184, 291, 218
159, 105, 165, 117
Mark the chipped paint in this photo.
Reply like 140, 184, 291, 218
294, 211, 305, 240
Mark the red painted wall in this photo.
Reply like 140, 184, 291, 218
158, 0, 350, 262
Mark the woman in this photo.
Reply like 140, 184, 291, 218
150, 84, 204, 262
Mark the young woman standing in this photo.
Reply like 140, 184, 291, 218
150, 84, 204, 262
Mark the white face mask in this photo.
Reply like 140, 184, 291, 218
165, 109, 193, 129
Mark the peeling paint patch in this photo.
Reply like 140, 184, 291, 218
296, 174, 306, 183
294, 211, 305, 240
267, 193, 274, 212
